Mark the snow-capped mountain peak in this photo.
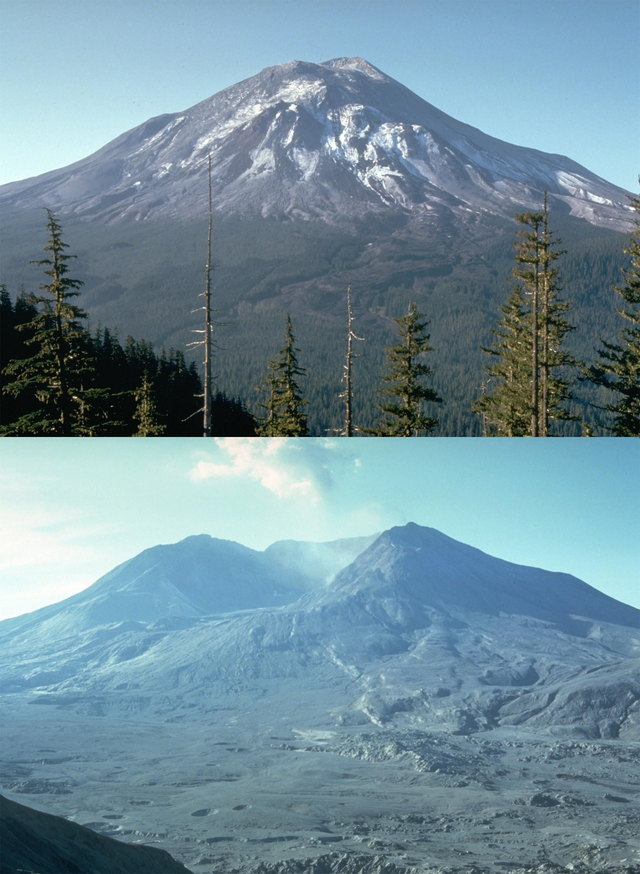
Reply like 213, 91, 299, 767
0, 58, 631, 229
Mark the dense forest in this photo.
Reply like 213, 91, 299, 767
0, 213, 256, 437
1, 194, 638, 437
0, 289, 256, 436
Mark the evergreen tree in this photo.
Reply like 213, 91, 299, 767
538, 192, 577, 435
472, 285, 532, 436
133, 373, 166, 436
257, 314, 308, 436
367, 301, 441, 436
2, 210, 94, 435
256, 355, 282, 436
474, 198, 578, 436
513, 208, 544, 435
584, 184, 640, 435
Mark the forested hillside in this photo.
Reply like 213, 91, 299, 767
0, 207, 632, 435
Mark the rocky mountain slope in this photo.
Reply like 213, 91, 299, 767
0, 533, 374, 638
0, 58, 632, 230
1, 524, 637, 738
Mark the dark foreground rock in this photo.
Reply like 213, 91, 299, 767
0, 794, 192, 874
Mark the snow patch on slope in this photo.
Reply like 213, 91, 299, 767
0, 57, 632, 229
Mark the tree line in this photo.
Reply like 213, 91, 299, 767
1, 188, 639, 437
0, 211, 255, 436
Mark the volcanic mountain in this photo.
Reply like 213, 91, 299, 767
305, 523, 638, 631
2, 525, 639, 873
0, 532, 374, 638
1, 524, 637, 739
0, 57, 632, 230
1, 58, 633, 437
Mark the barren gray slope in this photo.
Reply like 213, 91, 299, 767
0, 58, 631, 229
1, 524, 637, 739
309, 523, 639, 630
0, 794, 192, 874
0, 533, 373, 641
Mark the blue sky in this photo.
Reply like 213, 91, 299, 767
0, 0, 637, 191
0, 437, 637, 620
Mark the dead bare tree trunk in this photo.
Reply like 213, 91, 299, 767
341, 283, 363, 436
203, 153, 213, 437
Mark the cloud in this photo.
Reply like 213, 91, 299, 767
0, 501, 109, 573
189, 438, 357, 500
0, 472, 116, 620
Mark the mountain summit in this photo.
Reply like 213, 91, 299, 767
1, 523, 637, 741
0, 533, 375, 639
0, 57, 631, 229
311, 523, 639, 630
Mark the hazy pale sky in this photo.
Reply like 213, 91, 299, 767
0, 0, 637, 191
0, 437, 637, 621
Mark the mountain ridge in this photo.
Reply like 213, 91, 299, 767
1, 523, 637, 740
0, 57, 632, 230
0, 532, 376, 639
318, 523, 639, 629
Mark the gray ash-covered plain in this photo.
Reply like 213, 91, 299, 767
2, 701, 638, 873
0, 525, 638, 872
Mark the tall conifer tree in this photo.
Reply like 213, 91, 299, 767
538, 192, 577, 435
584, 185, 640, 435
257, 314, 308, 436
474, 197, 578, 436
513, 209, 544, 435
2, 210, 94, 435
368, 301, 441, 436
